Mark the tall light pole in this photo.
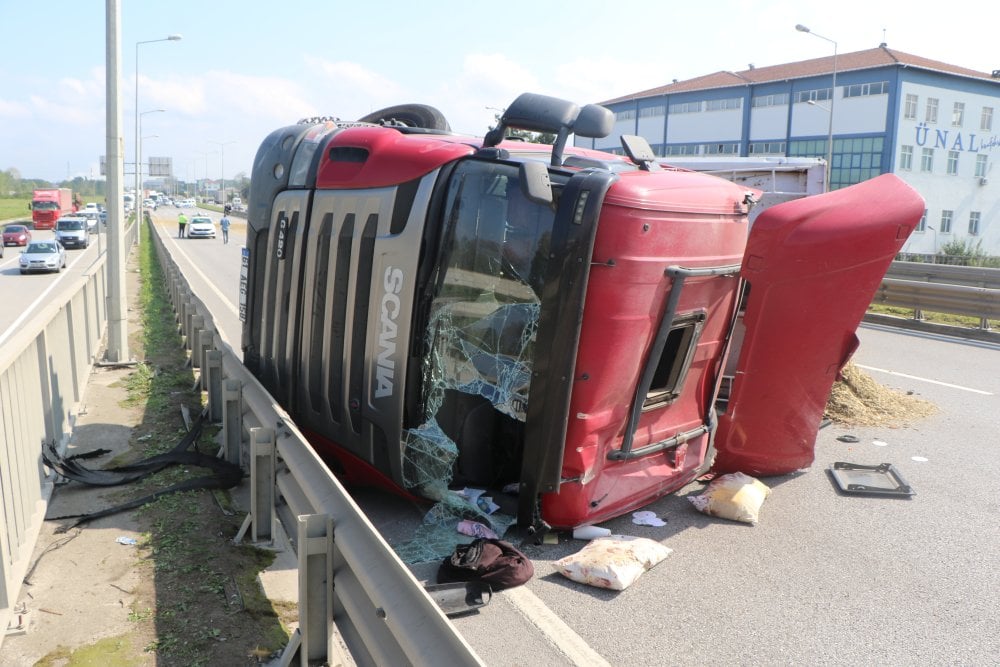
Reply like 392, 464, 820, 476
105, 0, 129, 362
796, 23, 837, 191
134, 34, 181, 207
208, 140, 236, 206
137, 108, 164, 199
195, 151, 216, 203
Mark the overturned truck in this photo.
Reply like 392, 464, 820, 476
242, 93, 923, 533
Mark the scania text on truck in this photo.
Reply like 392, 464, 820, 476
241, 93, 924, 534
30, 188, 73, 230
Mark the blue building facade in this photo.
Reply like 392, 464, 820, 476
581, 47, 1000, 255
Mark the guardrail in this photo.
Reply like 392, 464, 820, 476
0, 221, 136, 647
874, 261, 1000, 330
148, 223, 483, 665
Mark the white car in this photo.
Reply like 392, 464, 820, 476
186, 215, 216, 239
77, 209, 100, 233
20, 240, 67, 274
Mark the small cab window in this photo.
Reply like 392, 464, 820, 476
642, 311, 706, 409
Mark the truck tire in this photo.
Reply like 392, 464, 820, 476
358, 104, 451, 131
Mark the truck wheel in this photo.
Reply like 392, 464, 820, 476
358, 104, 451, 131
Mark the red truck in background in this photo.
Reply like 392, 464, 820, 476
242, 92, 924, 534
30, 188, 74, 230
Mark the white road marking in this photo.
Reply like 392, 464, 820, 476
504, 586, 612, 667
855, 364, 993, 396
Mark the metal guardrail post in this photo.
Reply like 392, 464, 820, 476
198, 332, 214, 388
222, 379, 243, 466
235, 426, 275, 545
205, 350, 224, 422
296, 514, 336, 665
190, 316, 205, 368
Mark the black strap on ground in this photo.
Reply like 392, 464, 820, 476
43, 410, 244, 528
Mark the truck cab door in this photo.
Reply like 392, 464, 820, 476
713, 174, 924, 475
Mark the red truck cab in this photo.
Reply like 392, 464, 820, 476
30, 188, 73, 230
242, 93, 923, 533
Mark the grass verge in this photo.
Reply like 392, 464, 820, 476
48, 220, 293, 666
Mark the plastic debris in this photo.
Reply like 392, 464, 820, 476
632, 510, 666, 527
116, 536, 138, 546
572, 525, 611, 540
457, 520, 499, 540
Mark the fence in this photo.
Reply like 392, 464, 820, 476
0, 221, 135, 645
875, 261, 1000, 331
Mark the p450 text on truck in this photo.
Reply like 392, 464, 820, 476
241, 93, 923, 534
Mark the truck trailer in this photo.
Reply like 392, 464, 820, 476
241, 93, 924, 533
30, 188, 73, 230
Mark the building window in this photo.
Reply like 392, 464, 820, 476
968, 211, 981, 236
749, 141, 787, 155
788, 136, 884, 190
916, 209, 927, 232
952, 102, 965, 127
705, 98, 742, 112
751, 93, 789, 108
925, 98, 939, 123
639, 105, 665, 118
663, 144, 699, 156
975, 154, 988, 178
615, 109, 636, 121
982, 107, 994, 131
947, 150, 959, 175
669, 101, 702, 114
703, 142, 739, 155
940, 210, 953, 234
921, 147, 934, 172
795, 88, 833, 104
844, 81, 889, 98
900, 145, 913, 170
905, 94, 918, 120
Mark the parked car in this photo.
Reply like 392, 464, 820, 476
55, 216, 90, 249
186, 215, 216, 239
19, 240, 67, 274
3, 223, 32, 247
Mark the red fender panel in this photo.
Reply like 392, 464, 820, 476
713, 174, 925, 475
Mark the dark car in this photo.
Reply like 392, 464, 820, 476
3, 223, 32, 248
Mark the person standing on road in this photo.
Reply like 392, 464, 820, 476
220, 213, 231, 244
177, 212, 188, 238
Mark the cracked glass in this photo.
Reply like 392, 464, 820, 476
394, 160, 555, 562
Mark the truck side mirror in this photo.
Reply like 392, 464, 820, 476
519, 161, 553, 206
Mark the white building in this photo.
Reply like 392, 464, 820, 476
582, 45, 1000, 256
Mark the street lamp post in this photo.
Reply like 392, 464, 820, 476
195, 151, 216, 203
135, 34, 181, 238
137, 109, 164, 203
208, 140, 236, 207
796, 23, 837, 191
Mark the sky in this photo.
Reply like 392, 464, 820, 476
1, 0, 996, 185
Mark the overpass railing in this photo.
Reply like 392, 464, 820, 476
0, 220, 136, 645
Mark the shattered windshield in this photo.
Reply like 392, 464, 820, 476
422, 160, 553, 423
395, 159, 556, 562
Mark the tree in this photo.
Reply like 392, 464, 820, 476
489, 113, 557, 145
